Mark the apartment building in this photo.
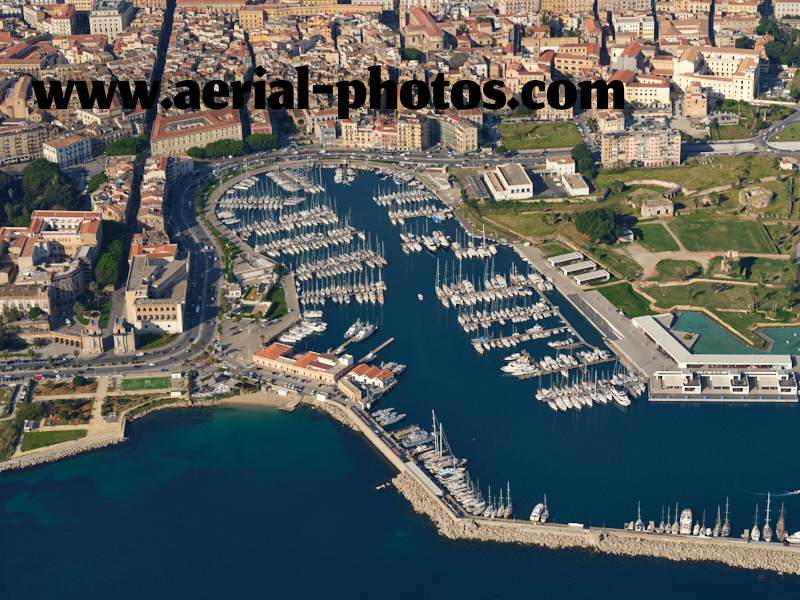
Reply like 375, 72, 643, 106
672, 45, 760, 101
89, 0, 135, 42
612, 12, 655, 41
0, 122, 51, 165
774, 0, 800, 18
540, 0, 594, 14
42, 135, 94, 168
151, 108, 243, 156
597, 0, 651, 11
339, 115, 430, 151
437, 115, 479, 153
600, 128, 681, 168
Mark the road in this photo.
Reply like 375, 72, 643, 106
2, 168, 221, 382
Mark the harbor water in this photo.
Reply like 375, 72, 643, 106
3, 169, 800, 594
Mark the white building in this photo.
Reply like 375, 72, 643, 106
483, 163, 534, 201
545, 155, 576, 176
42, 135, 93, 168
561, 173, 590, 196
89, 0, 135, 42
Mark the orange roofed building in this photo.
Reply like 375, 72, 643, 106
253, 342, 354, 384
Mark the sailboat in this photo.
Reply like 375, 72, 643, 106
721, 497, 731, 537
634, 501, 644, 532
713, 505, 721, 537
658, 506, 666, 534
777, 502, 787, 542
763, 492, 773, 543
750, 504, 761, 542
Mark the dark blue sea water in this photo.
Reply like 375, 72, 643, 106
2, 170, 800, 597
1, 408, 799, 599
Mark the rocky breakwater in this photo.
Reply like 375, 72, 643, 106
392, 472, 800, 575
0, 433, 126, 474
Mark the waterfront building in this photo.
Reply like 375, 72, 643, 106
436, 115, 479, 153
650, 368, 799, 402
483, 164, 534, 201
253, 342, 354, 385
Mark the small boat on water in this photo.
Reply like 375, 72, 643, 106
418, 293, 424, 301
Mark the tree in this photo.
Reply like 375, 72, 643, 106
87, 172, 108, 193
571, 142, 596, 179
735, 37, 755, 49
574, 209, 620, 243
403, 48, 423, 61
105, 135, 148, 156
28, 306, 43, 320
94, 239, 123, 288
73, 375, 88, 387
246, 134, 278, 152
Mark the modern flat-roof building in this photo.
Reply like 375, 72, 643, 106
632, 314, 793, 370
559, 259, 597, 276
573, 269, 610, 285
483, 164, 534, 201
547, 251, 583, 267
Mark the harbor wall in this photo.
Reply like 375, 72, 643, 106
311, 394, 800, 576
392, 470, 800, 576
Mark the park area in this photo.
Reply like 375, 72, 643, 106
120, 376, 171, 392
497, 122, 582, 151
710, 101, 793, 141
633, 223, 679, 252
34, 378, 98, 397
598, 283, 651, 318
668, 215, 776, 253
772, 123, 800, 142
21, 429, 87, 452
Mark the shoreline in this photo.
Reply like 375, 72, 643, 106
4, 397, 800, 576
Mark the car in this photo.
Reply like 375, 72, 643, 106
136, 351, 145, 357
148, 362, 156, 367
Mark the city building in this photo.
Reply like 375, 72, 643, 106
0, 122, 51, 165
42, 135, 94, 168
151, 108, 243, 156
89, 0, 135, 42
600, 128, 681, 168
124, 249, 189, 334
483, 163, 534, 201
252, 342, 354, 384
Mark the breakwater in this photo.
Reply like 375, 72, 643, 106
312, 394, 800, 576
0, 431, 127, 473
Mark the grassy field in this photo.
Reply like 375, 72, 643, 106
669, 215, 775, 253
598, 283, 652, 317
488, 212, 551, 237
21, 429, 87, 451
537, 241, 572, 257
138, 332, 178, 351
498, 122, 582, 151
634, 223, 679, 252
594, 156, 778, 191
771, 123, 800, 142
655, 259, 703, 281
585, 245, 643, 279
0, 419, 18, 460
266, 286, 288, 319
708, 256, 795, 285
120, 376, 171, 391
765, 223, 800, 253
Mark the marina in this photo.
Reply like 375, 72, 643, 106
212, 165, 800, 576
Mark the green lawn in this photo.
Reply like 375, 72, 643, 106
21, 429, 87, 451
595, 156, 778, 192
266, 286, 288, 319
598, 283, 652, 317
634, 223, 679, 252
0, 419, 18, 460
669, 215, 775, 253
771, 122, 800, 142
537, 241, 572, 257
120, 376, 171, 391
655, 259, 703, 281
585, 245, 643, 279
498, 122, 582, 151
138, 333, 178, 350
765, 223, 800, 253
709, 256, 795, 286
